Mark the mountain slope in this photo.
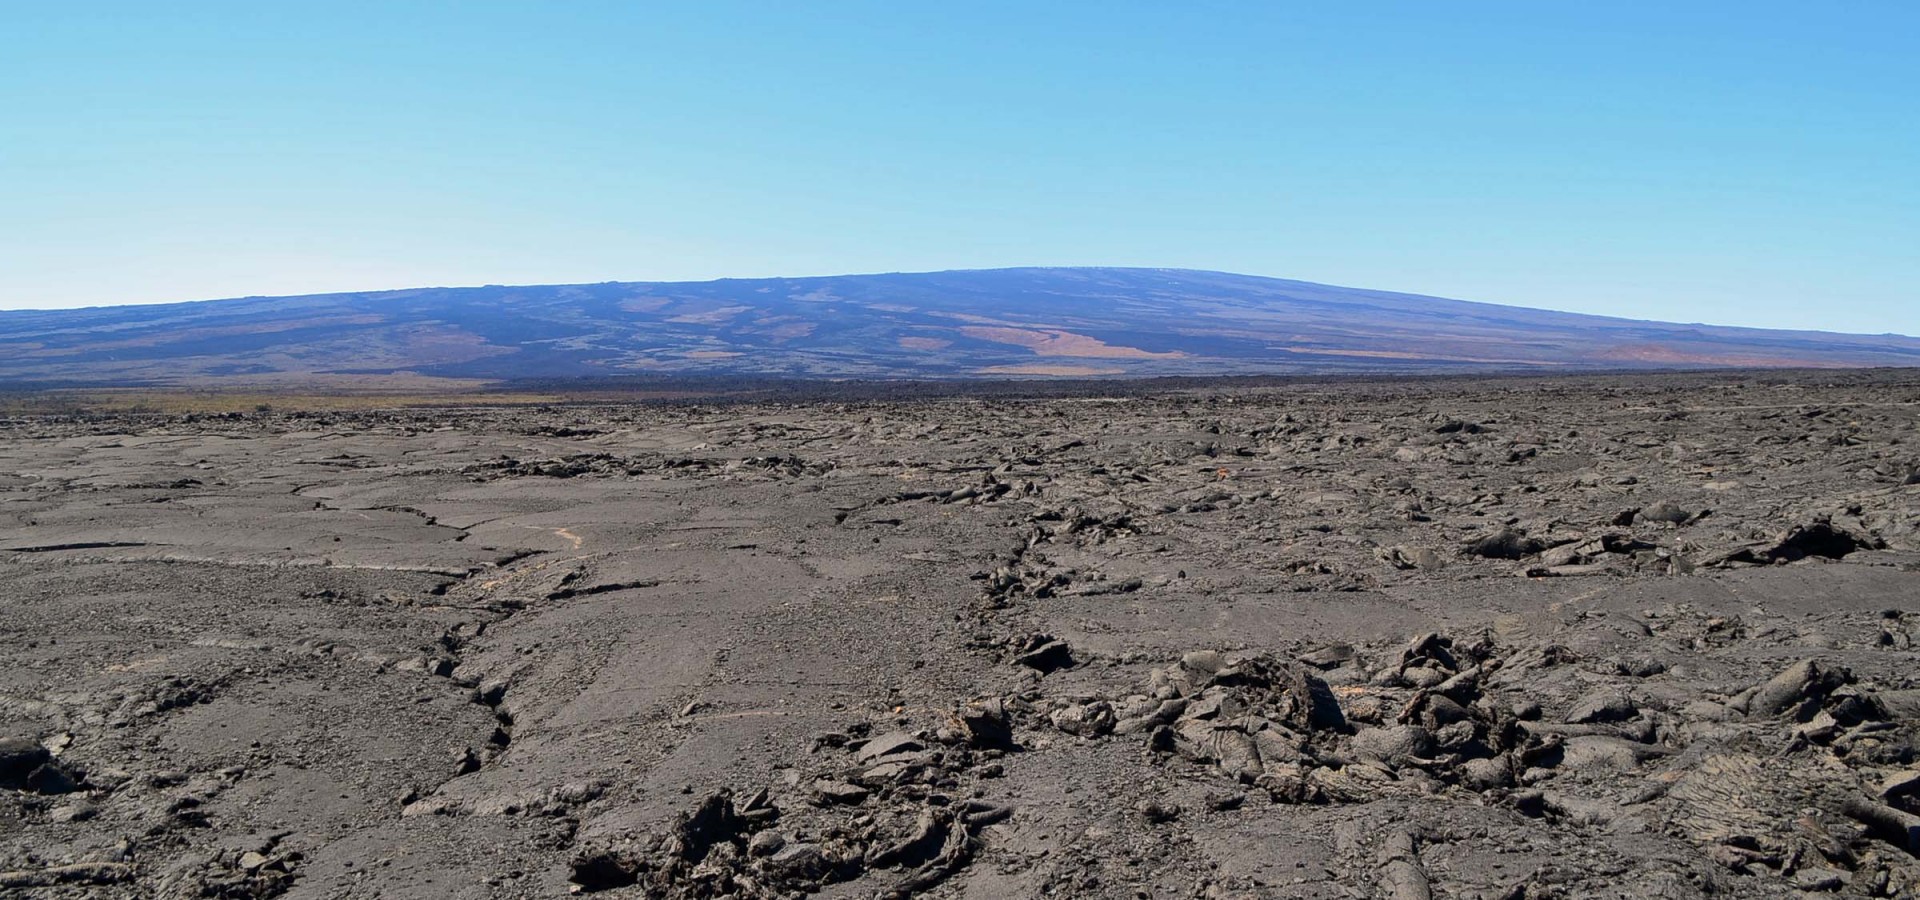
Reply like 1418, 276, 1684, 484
2, 267, 1917, 384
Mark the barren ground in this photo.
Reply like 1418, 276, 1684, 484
4, 370, 1920, 899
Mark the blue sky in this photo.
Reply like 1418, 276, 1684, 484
2, 2, 1915, 334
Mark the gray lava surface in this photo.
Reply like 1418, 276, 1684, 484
4, 369, 1920, 898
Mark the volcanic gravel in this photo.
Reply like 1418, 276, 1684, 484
4, 370, 1920, 898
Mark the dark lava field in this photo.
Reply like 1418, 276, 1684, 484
5, 369, 1920, 899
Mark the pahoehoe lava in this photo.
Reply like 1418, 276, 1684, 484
4, 368, 1920, 898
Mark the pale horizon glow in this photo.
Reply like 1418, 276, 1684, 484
2, 3, 1915, 336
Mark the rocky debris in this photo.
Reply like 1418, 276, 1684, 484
809, 779, 870, 806
465, 451, 832, 482
572, 771, 1010, 897
466, 452, 640, 479
1039, 699, 1108, 737
1376, 831, 1432, 900
860, 807, 964, 896
1135, 800, 1181, 824
1432, 419, 1485, 435
732, 453, 835, 479
11, 372, 1920, 896
1564, 688, 1638, 724
1465, 529, 1545, 560
1761, 518, 1882, 562
0, 737, 45, 783
570, 789, 773, 894
1299, 643, 1358, 669
0, 861, 136, 888
0, 736, 82, 795
1880, 768, 1920, 805
1532, 532, 1655, 569
1704, 516, 1885, 567
1845, 796, 1920, 854
996, 622, 1920, 892
1010, 634, 1076, 673
1033, 505, 1138, 544
153, 833, 301, 899
109, 674, 216, 723
975, 559, 1076, 606
1350, 724, 1436, 768
1031, 649, 1360, 795
1378, 545, 1444, 571
1739, 658, 1857, 719
855, 731, 926, 765
945, 698, 1014, 750
576, 692, 1027, 893
405, 777, 611, 818
1203, 790, 1245, 811
1636, 501, 1700, 525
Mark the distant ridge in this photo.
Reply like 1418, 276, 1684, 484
3, 267, 1918, 385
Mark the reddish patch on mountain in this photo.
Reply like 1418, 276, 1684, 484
959, 327, 1183, 359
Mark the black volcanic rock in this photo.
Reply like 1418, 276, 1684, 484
4, 268, 1920, 385
7, 371, 1920, 895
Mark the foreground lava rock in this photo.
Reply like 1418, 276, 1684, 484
3, 368, 1920, 897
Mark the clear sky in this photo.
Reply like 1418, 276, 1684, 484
2, 3, 1915, 334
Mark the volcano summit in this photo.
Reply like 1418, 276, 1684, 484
4, 268, 1917, 385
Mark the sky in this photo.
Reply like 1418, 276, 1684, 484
2, 3, 1916, 334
